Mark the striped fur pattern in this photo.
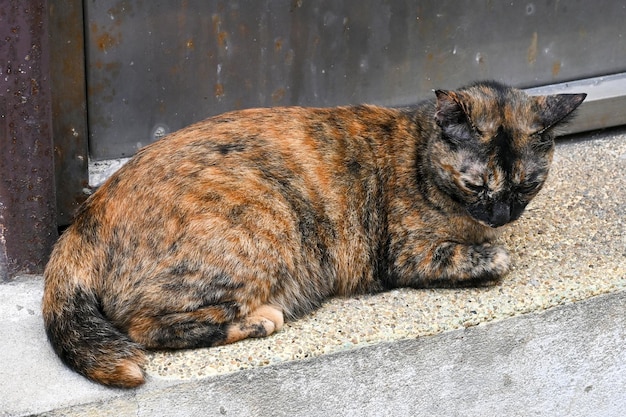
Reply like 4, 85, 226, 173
43, 81, 585, 387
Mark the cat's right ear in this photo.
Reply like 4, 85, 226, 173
434, 90, 466, 128
434, 90, 474, 143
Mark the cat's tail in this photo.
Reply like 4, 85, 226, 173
42, 234, 146, 388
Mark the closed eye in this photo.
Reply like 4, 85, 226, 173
465, 182, 486, 193
517, 182, 540, 194
470, 122, 483, 137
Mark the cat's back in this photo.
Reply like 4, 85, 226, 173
66, 104, 411, 302
136, 104, 406, 166
94, 104, 411, 223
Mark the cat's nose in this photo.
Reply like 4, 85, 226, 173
490, 201, 511, 227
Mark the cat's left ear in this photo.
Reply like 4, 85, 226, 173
434, 90, 471, 128
534, 93, 587, 132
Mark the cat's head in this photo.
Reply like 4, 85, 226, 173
430, 81, 586, 228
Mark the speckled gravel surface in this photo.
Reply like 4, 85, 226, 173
145, 129, 626, 382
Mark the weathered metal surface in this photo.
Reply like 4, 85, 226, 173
527, 73, 626, 136
49, 0, 89, 226
0, 0, 57, 280
84, 0, 626, 160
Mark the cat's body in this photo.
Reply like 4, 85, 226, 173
43, 82, 585, 387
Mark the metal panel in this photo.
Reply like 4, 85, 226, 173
0, 0, 58, 280
527, 73, 626, 135
49, 0, 89, 225
85, 0, 626, 160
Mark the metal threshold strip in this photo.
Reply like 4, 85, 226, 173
525, 72, 626, 136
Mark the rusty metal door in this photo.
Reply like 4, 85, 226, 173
83, 0, 626, 160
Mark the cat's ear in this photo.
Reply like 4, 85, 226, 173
434, 90, 475, 143
534, 93, 587, 132
434, 90, 470, 128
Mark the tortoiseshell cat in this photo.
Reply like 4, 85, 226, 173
43, 81, 585, 387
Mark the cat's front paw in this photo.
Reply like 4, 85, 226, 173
470, 243, 510, 281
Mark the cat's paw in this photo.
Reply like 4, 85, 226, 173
420, 242, 511, 288
251, 304, 284, 333
472, 243, 510, 280
222, 305, 284, 345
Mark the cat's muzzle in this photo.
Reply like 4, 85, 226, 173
467, 200, 524, 228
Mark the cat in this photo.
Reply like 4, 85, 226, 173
42, 81, 585, 388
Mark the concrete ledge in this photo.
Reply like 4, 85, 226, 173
2, 276, 624, 417
92, 290, 626, 417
